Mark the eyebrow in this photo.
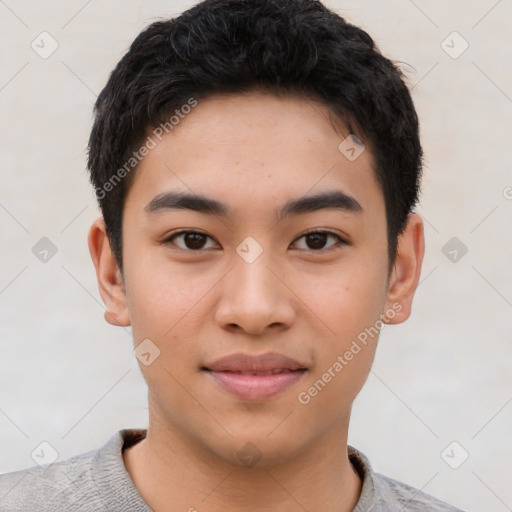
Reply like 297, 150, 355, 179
144, 189, 363, 220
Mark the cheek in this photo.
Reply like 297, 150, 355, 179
291, 258, 386, 402
124, 250, 211, 341
294, 271, 383, 413
124, 258, 218, 399
292, 258, 387, 339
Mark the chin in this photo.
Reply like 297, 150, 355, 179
205, 430, 310, 469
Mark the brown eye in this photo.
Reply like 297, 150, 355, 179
164, 231, 218, 251
182, 232, 208, 249
305, 232, 329, 250
292, 230, 346, 251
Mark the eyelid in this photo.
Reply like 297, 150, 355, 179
299, 228, 348, 241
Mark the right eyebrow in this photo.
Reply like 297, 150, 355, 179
144, 191, 230, 216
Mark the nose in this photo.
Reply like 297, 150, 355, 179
214, 249, 296, 336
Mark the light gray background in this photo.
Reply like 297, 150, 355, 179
1, 1, 511, 510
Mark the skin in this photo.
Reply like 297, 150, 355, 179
88, 91, 424, 512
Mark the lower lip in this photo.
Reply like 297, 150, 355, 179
207, 370, 306, 400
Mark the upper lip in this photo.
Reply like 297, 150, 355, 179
203, 352, 308, 372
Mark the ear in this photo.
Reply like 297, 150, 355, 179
383, 213, 425, 325
87, 217, 131, 327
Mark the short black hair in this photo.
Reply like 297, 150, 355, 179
87, 0, 422, 273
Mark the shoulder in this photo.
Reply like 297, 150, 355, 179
348, 446, 465, 512
372, 472, 465, 511
0, 446, 100, 512
0, 429, 148, 512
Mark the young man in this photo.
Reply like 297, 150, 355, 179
0, 0, 464, 510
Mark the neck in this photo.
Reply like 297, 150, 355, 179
123, 411, 361, 512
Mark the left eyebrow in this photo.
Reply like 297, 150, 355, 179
144, 189, 363, 219
278, 190, 363, 221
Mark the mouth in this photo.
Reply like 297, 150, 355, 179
212, 368, 303, 375
202, 352, 308, 400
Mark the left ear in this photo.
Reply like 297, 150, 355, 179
383, 213, 425, 324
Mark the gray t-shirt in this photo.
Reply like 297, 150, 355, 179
0, 429, 464, 511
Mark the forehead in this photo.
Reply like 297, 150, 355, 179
124, 91, 383, 219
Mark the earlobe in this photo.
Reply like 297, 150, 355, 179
383, 213, 425, 325
87, 217, 131, 327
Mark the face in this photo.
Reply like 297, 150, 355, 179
90, 91, 424, 467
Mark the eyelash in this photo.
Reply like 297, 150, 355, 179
161, 229, 348, 253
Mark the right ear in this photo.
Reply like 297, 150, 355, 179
87, 217, 131, 327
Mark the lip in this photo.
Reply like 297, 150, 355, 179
202, 352, 308, 401
204, 352, 307, 373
